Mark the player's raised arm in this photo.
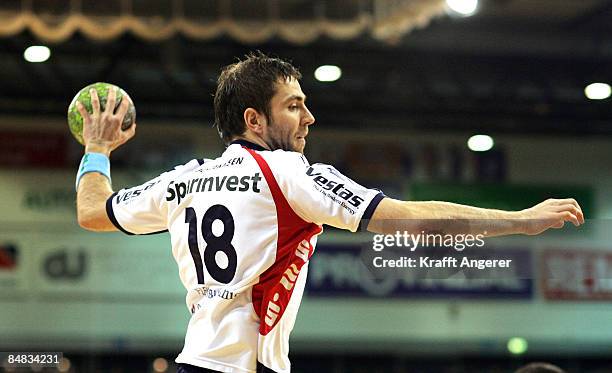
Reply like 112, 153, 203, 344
366, 197, 584, 236
75, 86, 136, 231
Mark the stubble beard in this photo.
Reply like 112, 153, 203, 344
265, 117, 302, 153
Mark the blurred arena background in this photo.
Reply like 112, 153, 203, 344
1, 0, 612, 372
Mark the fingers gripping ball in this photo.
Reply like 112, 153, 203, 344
67, 82, 136, 145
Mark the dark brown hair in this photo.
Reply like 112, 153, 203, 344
213, 51, 302, 143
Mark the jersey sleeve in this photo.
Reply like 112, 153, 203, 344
275, 153, 385, 232
106, 159, 205, 235
106, 173, 172, 235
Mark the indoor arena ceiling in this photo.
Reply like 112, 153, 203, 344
1, 0, 612, 136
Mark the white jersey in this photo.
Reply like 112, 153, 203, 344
106, 140, 384, 373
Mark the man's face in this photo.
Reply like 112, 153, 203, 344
261, 78, 315, 154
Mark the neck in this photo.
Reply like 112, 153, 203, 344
232, 133, 270, 150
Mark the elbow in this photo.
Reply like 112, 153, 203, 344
77, 210, 105, 232
77, 213, 95, 231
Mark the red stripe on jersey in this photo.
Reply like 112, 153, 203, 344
244, 147, 322, 336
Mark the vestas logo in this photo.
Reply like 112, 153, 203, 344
306, 167, 364, 207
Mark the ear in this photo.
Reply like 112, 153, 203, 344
243, 108, 267, 135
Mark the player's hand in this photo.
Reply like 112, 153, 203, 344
76, 86, 136, 156
519, 198, 585, 235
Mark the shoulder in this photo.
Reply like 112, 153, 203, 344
259, 149, 310, 173
161, 158, 209, 179
124, 158, 208, 197
173, 158, 209, 173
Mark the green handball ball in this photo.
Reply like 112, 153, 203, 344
67, 82, 136, 145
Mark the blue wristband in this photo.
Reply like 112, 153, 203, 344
75, 152, 111, 191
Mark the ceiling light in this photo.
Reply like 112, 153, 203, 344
507, 337, 528, 355
314, 65, 342, 82
58, 357, 71, 372
584, 82, 611, 100
24, 45, 51, 63
467, 134, 494, 152
446, 0, 479, 16
153, 357, 168, 373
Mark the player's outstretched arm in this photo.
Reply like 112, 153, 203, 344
366, 198, 584, 236
75, 87, 136, 232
